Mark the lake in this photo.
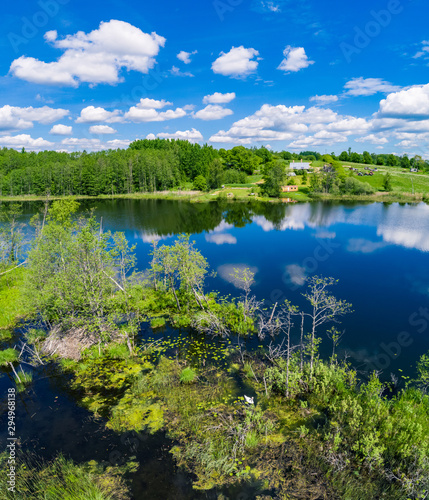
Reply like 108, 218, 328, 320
75, 198, 429, 379
2, 198, 429, 498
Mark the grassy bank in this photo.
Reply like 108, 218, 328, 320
309, 192, 427, 203
0, 268, 30, 339
1, 178, 427, 205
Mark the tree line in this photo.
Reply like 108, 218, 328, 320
295, 149, 429, 169
0, 141, 272, 197
1, 140, 427, 197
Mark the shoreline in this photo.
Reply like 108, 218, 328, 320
0, 189, 427, 204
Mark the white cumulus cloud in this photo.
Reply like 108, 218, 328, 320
0, 105, 69, 132
203, 92, 236, 104
177, 50, 197, 64
310, 95, 338, 105
123, 98, 186, 122
59, 137, 131, 151
76, 106, 123, 123
278, 46, 314, 73
0, 134, 54, 150
133, 98, 172, 109
212, 46, 259, 78
355, 134, 388, 145
344, 77, 401, 97
169, 66, 194, 77
50, 124, 72, 135
125, 106, 186, 122
377, 84, 429, 118
89, 125, 117, 134
194, 105, 233, 121
209, 104, 370, 146
147, 128, 203, 143
10, 20, 166, 87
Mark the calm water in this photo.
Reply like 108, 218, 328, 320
1, 199, 429, 498
81, 198, 429, 378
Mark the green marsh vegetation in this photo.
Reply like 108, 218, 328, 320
0, 453, 134, 500
0, 199, 429, 499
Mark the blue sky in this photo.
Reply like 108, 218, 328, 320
0, 0, 428, 156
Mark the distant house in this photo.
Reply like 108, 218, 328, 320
290, 160, 311, 170
282, 185, 298, 192
288, 172, 297, 177
410, 168, 419, 173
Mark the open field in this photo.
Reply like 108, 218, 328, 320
338, 162, 429, 195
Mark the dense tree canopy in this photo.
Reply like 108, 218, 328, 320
0, 142, 427, 198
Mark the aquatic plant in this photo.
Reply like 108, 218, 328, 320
150, 317, 166, 329
14, 367, 33, 392
180, 367, 197, 384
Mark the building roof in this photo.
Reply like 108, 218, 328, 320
290, 162, 311, 170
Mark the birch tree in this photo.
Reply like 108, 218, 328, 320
302, 276, 352, 376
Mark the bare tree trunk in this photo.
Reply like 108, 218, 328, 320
300, 312, 304, 372
170, 279, 181, 311
9, 362, 21, 384
268, 302, 277, 324
310, 313, 316, 377
102, 270, 127, 293
286, 312, 291, 398
192, 287, 204, 310
0, 260, 27, 277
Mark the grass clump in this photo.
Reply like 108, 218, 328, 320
179, 366, 197, 384
14, 368, 33, 392
0, 453, 131, 500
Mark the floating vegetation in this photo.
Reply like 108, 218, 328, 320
108, 391, 165, 434
150, 316, 166, 329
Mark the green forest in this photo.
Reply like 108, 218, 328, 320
0, 140, 427, 197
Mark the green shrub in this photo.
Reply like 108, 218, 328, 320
193, 175, 208, 191
342, 177, 375, 195
223, 169, 247, 184
105, 343, 130, 360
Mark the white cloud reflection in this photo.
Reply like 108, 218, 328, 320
377, 227, 429, 253
347, 238, 388, 254
217, 263, 258, 288
283, 264, 307, 286
205, 233, 237, 245
250, 203, 429, 253
140, 232, 169, 243
205, 221, 236, 245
